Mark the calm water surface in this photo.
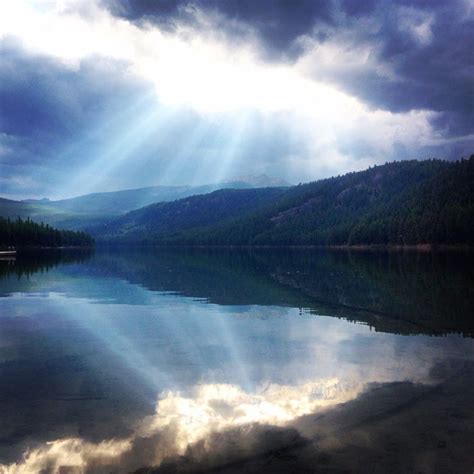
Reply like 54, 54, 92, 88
0, 248, 473, 473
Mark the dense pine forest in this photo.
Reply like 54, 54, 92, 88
91, 157, 473, 247
0, 217, 94, 248
93, 187, 287, 241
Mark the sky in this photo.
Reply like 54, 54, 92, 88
0, 0, 473, 199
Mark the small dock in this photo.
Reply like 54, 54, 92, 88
0, 250, 17, 257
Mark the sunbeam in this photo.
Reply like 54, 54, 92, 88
155, 116, 215, 186
58, 102, 179, 197
211, 111, 255, 185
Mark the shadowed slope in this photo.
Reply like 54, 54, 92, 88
90, 188, 286, 242
94, 158, 474, 246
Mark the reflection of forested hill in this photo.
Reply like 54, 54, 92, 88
1, 248, 472, 336
70, 249, 474, 337
0, 249, 94, 280
265, 250, 474, 336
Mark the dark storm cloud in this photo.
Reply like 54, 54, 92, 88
0, 41, 152, 146
101, 0, 399, 59
104, 0, 188, 23
104, 0, 474, 139
345, 0, 474, 136
104, 0, 336, 58
0, 41, 156, 191
0, 41, 160, 197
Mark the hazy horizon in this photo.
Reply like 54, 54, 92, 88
7, 172, 292, 201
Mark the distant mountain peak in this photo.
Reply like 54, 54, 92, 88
224, 174, 291, 187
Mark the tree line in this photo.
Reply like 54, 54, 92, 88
0, 217, 94, 248
151, 156, 474, 246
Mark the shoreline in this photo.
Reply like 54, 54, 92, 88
9, 242, 472, 253
7, 246, 95, 252
95, 242, 474, 252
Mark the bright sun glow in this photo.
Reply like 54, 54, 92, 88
137, 31, 363, 119
0, 0, 364, 119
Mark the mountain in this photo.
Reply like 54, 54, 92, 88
92, 157, 474, 246
4, 178, 288, 230
22, 198, 51, 204
0, 198, 64, 222
223, 174, 291, 187
27, 183, 249, 215
90, 187, 286, 242
0, 197, 109, 230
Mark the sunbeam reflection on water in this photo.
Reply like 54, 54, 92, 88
0, 248, 473, 473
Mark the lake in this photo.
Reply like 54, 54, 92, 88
0, 248, 473, 473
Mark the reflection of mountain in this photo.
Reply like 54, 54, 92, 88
7, 248, 472, 337
0, 249, 95, 296
87, 249, 474, 336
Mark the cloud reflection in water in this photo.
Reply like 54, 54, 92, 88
0, 378, 362, 473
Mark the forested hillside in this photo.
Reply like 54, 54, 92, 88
91, 187, 286, 242
92, 157, 474, 246
26, 182, 255, 215
0, 217, 94, 248
0, 178, 289, 231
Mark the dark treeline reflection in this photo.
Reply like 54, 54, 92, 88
0, 248, 94, 279
3, 247, 473, 336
